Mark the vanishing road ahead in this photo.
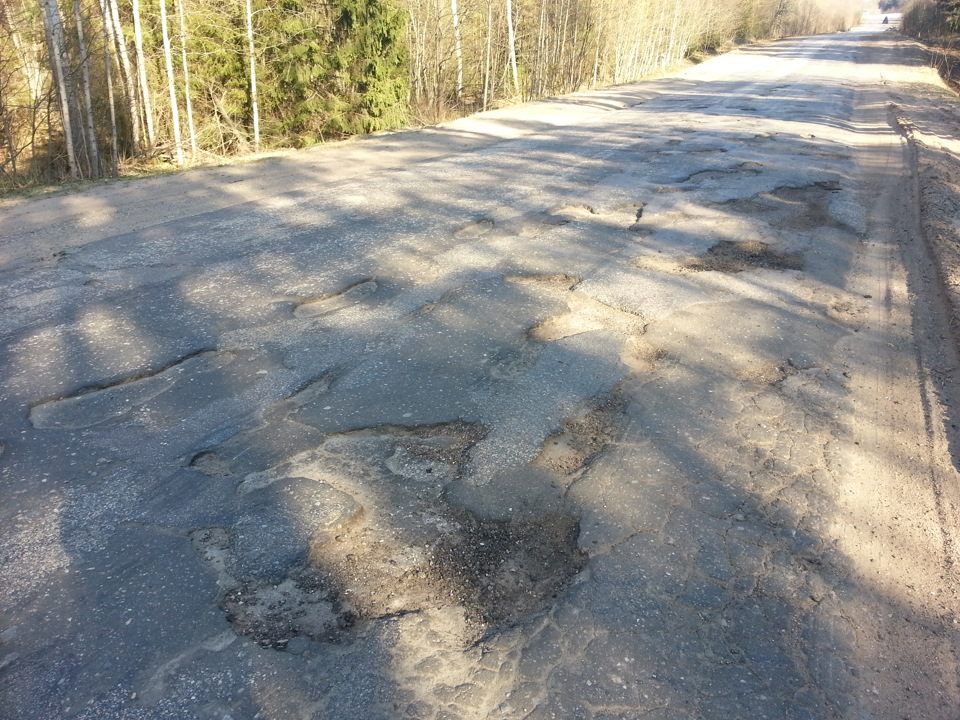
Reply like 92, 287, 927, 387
3, 18, 960, 720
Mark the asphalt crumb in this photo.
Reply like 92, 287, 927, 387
221, 567, 351, 649
199, 419, 584, 650
429, 512, 587, 632
534, 393, 626, 476
684, 240, 804, 273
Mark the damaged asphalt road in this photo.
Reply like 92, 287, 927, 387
3, 20, 960, 720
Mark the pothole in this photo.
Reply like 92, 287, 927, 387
506, 273, 581, 291
620, 337, 668, 374
429, 512, 587, 631
683, 240, 803, 273
211, 508, 586, 649
366, 421, 487, 481
512, 210, 573, 237
530, 312, 604, 342
534, 393, 626, 477
293, 279, 378, 318
553, 203, 600, 216
192, 421, 589, 649
680, 162, 763, 185
718, 182, 845, 231
488, 343, 541, 379
189, 451, 233, 477
736, 361, 797, 386
454, 218, 495, 239
221, 567, 352, 649
29, 350, 232, 430
626, 203, 648, 233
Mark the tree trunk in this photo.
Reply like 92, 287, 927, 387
506, 0, 519, 95
482, 0, 492, 110
132, 0, 155, 146
100, 0, 119, 175
106, 0, 142, 151
244, 0, 259, 151
534, 0, 546, 96
1, 1, 45, 106
0, 71, 19, 179
409, 5, 423, 106
158, 0, 183, 164
176, 0, 197, 156
666, 0, 681, 67
450, 0, 463, 100
592, 1, 603, 89
40, 0, 78, 178
73, 0, 101, 177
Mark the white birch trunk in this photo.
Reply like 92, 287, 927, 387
106, 0, 142, 151
482, 0, 492, 110
158, 0, 183, 164
100, 0, 119, 175
244, 0, 259, 151
132, 0, 155, 146
506, 0, 519, 95
41, 0, 78, 178
175, 0, 197, 156
450, 0, 463, 100
73, 0, 101, 177
1, 2, 45, 106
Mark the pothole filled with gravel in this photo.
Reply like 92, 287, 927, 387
684, 240, 804, 273
429, 512, 587, 631
212, 506, 586, 649
195, 421, 588, 650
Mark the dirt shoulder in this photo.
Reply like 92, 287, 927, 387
885, 36, 960, 337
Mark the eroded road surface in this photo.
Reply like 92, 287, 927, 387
3, 20, 960, 720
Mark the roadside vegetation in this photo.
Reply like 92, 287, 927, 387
0, 0, 861, 191
901, 0, 960, 88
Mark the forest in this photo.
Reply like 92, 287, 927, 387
0, 0, 862, 189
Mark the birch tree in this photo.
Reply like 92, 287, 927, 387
131, 0, 155, 146
158, 0, 183, 163
40, 0, 78, 177
245, 0, 259, 151
100, 0, 118, 174
451, 0, 464, 99
73, 0, 101, 176
175, 0, 197, 156
506, 0, 518, 94
105, 0, 141, 151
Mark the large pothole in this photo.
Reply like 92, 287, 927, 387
683, 240, 803, 273
208, 505, 586, 649
194, 421, 587, 649
429, 512, 587, 630
717, 181, 846, 231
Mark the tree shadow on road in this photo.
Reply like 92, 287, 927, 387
1, 48, 958, 719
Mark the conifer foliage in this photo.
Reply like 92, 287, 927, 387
327, 0, 408, 133
0, 0, 860, 189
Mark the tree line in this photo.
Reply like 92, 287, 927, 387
0, 0, 861, 189
902, 0, 960, 35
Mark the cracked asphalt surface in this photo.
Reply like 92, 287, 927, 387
3, 18, 960, 720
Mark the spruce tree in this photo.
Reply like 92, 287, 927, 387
326, 0, 409, 135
